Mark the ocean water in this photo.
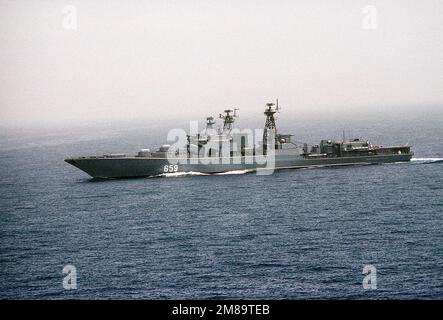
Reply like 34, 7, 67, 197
0, 115, 442, 299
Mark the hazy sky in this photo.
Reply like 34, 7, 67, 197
0, 0, 442, 126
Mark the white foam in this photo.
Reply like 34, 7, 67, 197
151, 169, 253, 178
154, 171, 210, 178
411, 158, 443, 164
214, 169, 253, 175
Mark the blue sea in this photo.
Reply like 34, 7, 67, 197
0, 113, 442, 299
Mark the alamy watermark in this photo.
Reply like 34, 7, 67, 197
362, 264, 377, 290
165, 121, 277, 175
62, 5, 77, 30
63, 264, 77, 290
362, 5, 377, 30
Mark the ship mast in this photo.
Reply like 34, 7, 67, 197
263, 100, 279, 154
205, 116, 216, 130
219, 108, 239, 134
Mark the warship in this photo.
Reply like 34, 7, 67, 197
65, 101, 413, 179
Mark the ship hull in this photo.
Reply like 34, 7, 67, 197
65, 153, 413, 179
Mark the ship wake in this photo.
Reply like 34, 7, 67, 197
410, 157, 443, 164
153, 171, 211, 178
151, 169, 254, 178
214, 169, 254, 175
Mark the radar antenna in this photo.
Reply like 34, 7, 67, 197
205, 116, 215, 130
219, 108, 239, 133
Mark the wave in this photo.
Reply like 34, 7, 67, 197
410, 158, 443, 164
214, 169, 254, 175
151, 169, 254, 178
153, 171, 211, 178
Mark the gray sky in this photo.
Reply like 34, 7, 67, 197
0, 0, 442, 126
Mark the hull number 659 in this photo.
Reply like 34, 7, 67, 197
163, 164, 178, 172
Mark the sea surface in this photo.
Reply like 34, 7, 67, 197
0, 114, 442, 299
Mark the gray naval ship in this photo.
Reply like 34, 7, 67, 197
65, 101, 413, 179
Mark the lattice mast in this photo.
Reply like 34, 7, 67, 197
263, 100, 280, 154
219, 108, 239, 134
